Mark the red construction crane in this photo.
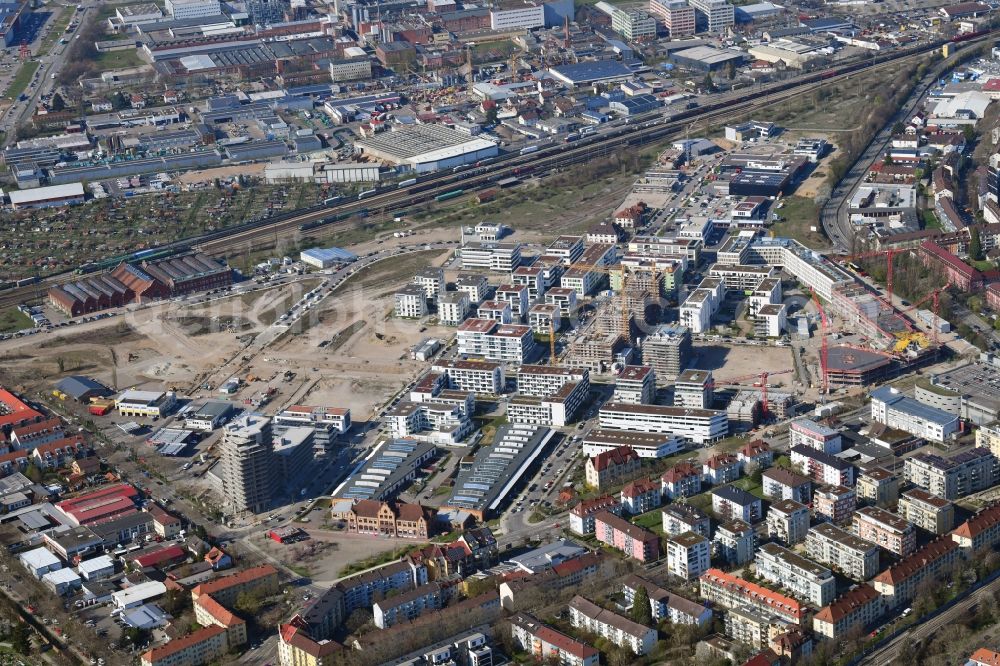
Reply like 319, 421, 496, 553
837, 248, 900, 306
811, 288, 829, 394
713, 369, 793, 420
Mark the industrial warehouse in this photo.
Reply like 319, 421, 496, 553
353, 124, 499, 173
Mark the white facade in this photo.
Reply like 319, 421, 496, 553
329, 58, 372, 83
754, 543, 835, 607
395, 286, 428, 319
870, 386, 960, 443
666, 533, 710, 580
432, 360, 505, 394
598, 403, 728, 444
165, 0, 221, 18
766, 500, 810, 546
569, 596, 657, 656
490, 3, 544, 29
805, 522, 880, 581
438, 292, 471, 326
789, 418, 843, 455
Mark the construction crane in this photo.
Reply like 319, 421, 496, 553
836, 248, 901, 308
892, 287, 944, 351
811, 288, 829, 394
712, 369, 793, 420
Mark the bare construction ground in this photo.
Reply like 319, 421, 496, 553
691, 343, 796, 385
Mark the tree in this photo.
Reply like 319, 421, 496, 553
892, 121, 905, 134
50, 93, 66, 112
10, 621, 30, 654
485, 105, 498, 125
702, 74, 714, 92
234, 590, 263, 616
24, 463, 42, 483
971, 226, 983, 261
631, 585, 653, 626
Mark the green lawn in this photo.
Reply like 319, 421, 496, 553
922, 209, 943, 231
95, 48, 147, 70
2, 60, 39, 101
0, 307, 31, 333
733, 477, 766, 500
972, 259, 995, 271
770, 196, 827, 248
632, 509, 664, 534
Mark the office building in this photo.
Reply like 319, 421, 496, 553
789, 419, 842, 455
610, 7, 657, 40
649, 0, 695, 36
870, 386, 960, 443
165, 0, 221, 19
598, 403, 728, 444
219, 414, 274, 514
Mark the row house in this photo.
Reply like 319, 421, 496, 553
698, 568, 806, 625
594, 511, 659, 562
510, 613, 599, 666
32, 436, 87, 470
373, 581, 448, 629
872, 538, 960, 609
9, 417, 65, 451
620, 575, 712, 626
952, 502, 1000, 552
568, 595, 657, 655
812, 584, 884, 641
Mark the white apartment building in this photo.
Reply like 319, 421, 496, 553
545, 287, 578, 318
674, 369, 713, 409
713, 519, 755, 566
666, 532, 710, 581
456, 318, 535, 363
598, 403, 728, 444
789, 418, 843, 455
903, 449, 999, 500
413, 267, 446, 299
568, 596, 657, 656
386, 401, 473, 446
679, 289, 713, 333
512, 264, 561, 302
662, 504, 711, 538
496, 284, 530, 320
870, 386, 960, 443
806, 522, 880, 580
755, 303, 786, 338
614, 365, 656, 404
648, 0, 695, 35
584, 430, 683, 460
755, 543, 836, 607
517, 365, 589, 397
790, 445, 855, 486
455, 274, 489, 304
438, 292, 471, 326
510, 614, 599, 666
746, 237, 849, 303
477, 300, 513, 324
766, 499, 810, 546
527, 304, 561, 336
395, 285, 428, 319
547, 236, 585, 264
506, 381, 589, 428
432, 360, 505, 395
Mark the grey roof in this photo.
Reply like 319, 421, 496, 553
870, 386, 957, 427
56, 376, 111, 400
508, 539, 587, 574
790, 445, 853, 471
550, 60, 635, 85
712, 485, 760, 505
336, 439, 437, 502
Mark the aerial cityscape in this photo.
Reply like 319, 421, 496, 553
5, 0, 1000, 663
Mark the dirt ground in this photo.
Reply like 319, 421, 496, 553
177, 163, 267, 185
690, 343, 796, 386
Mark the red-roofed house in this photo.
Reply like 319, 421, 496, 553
970, 648, 1000, 666
699, 568, 805, 624
148, 506, 182, 539
140, 624, 228, 666
952, 502, 1000, 552
620, 478, 661, 514
662, 462, 702, 499
569, 495, 622, 535
0, 449, 30, 477
278, 619, 342, 665
919, 240, 984, 292
813, 584, 883, 640
738, 440, 773, 469
0, 388, 43, 433
511, 612, 599, 666
336, 499, 433, 539
31, 435, 86, 470
194, 594, 248, 648
585, 445, 640, 490
130, 545, 187, 570
191, 565, 279, 607
10, 417, 64, 450
742, 649, 782, 666
703, 453, 741, 484
872, 537, 959, 608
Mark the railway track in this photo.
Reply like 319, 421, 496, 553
0, 31, 988, 314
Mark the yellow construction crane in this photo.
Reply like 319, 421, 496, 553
893, 331, 929, 354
